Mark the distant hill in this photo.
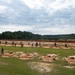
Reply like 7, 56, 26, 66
0, 31, 75, 41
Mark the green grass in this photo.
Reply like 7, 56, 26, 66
0, 46, 75, 75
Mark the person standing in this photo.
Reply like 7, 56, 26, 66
1, 47, 4, 55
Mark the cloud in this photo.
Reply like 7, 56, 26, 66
0, 5, 7, 13
31, 24, 75, 35
22, 0, 43, 9
0, 24, 34, 33
0, 0, 75, 34
48, 0, 75, 13
1, 0, 12, 4
22, 0, 75, 13
0, 24, 75, 35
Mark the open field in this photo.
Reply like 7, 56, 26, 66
0, 46, 75, 75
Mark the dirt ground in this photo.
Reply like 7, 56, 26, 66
0, 40, 75, 49
28, 62, 54, 73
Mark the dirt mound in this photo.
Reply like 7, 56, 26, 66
1, 51, 39, 60
39, 54, 58, 62
65, 56, 75, 64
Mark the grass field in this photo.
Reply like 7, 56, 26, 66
0, 46, 75, 75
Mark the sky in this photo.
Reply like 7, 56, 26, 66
0, 0, 75, 35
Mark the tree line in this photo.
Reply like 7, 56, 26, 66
0, 31, 75, 41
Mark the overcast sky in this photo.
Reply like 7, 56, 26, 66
0, 0, 75, 35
